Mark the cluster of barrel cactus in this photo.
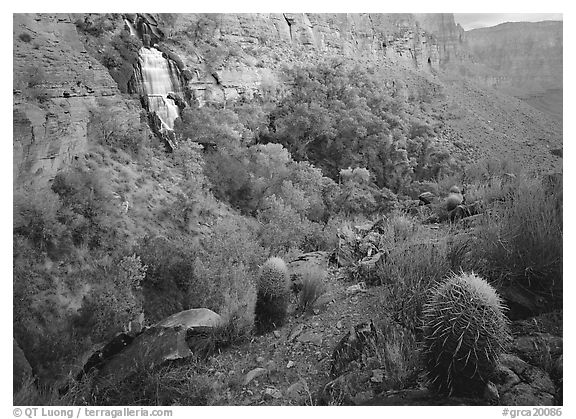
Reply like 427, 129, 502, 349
254, 257, 291, 333
422, 272, 510, 396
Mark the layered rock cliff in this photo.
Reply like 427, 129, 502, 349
13, 13, 146, 188
154, 13, 466, 105
463, 21, 562, 98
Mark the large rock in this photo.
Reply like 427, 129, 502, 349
155, 308, 223, 329
361, 389, 489, 406
288, 251, 329, 293
495, 354, 556, 406
418, 191, 435, 205
511, 333, 562, 370
91, 308, 222, 386
13, 339, 33, 395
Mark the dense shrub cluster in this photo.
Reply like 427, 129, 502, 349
262, 59, 458, 192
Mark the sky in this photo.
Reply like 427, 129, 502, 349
454, 13, 563, 30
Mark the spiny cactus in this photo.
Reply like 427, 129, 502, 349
255, 257, 290, 333
446, 192, 463, 211
422, 272, 511, 397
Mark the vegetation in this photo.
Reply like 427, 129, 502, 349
254, 257, 291, 333
422, 272, 511, 396
297, 266, 327, 313
13, 12, 562, 405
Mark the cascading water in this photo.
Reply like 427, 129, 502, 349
136, 47, 182, 131
124, 19, 138, 37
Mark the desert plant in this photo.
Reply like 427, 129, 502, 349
379, 236, 451, 331
297, 266, 327, 313
391, 214, 416, 241
468, 175, 562, 306
422, 272, 511, 397
254, 257, 290, 333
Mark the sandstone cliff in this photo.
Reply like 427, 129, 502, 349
13, 13, 146, 189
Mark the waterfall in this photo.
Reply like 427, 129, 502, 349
124, 19, 138, 37
136, 47, 181, 131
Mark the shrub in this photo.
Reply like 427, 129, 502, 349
89, 107, 146, 155
14, 187, 63, 253
19, 33, 32, 42
391, 214, 416, 241
373, 320, 420, 391
468, 175, 562, 306
254, 257, 290, 333
422, 272, 511, 396
297, 266, 327, 313
379, 237, 451, 332
74, 255, 146, 342
257, 195, 309, 253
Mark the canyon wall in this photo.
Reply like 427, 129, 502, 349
13, 13, 145, 188
463, 21, 562, 98
156, 13, 465, 105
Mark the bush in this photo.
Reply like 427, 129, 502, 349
379, 237, 451, 332
14, 187, 64, 253
74, 255, 146, 342
297, 266, 327, 313
468, 175, 562, 306
422, 272, 511, 396
254, 257, 290, 333
89, 107, 146, 155
373, 320, 420, 391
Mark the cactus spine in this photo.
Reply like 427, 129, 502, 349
254, 257, 290, 333
422, 272, 510, 396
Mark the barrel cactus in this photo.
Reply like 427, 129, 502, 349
422, 272, 511, 396
255, 257, 290, 333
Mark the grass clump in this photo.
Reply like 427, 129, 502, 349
297, 266, 327, 313
468, 175, 562, 307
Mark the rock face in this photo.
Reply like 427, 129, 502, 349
495, 354, 556, 406
13, 339, 33, 394
78, 308, 223, 388
13, 13, 144, 189
463, 21, 562, 114
158, 13, 465, 105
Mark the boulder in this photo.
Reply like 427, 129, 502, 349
13, 339, 33, 395
288, 251, 329, 293
511, 333, 562, 370
88, 308, 222, 387
286, 379, 309, 403
500, 284, 547, 320
418, 191, 435, 205
155, 308, 223, 329
495, 354, 556, 406
361, 389, 488, 406
244, 367, 268, 385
